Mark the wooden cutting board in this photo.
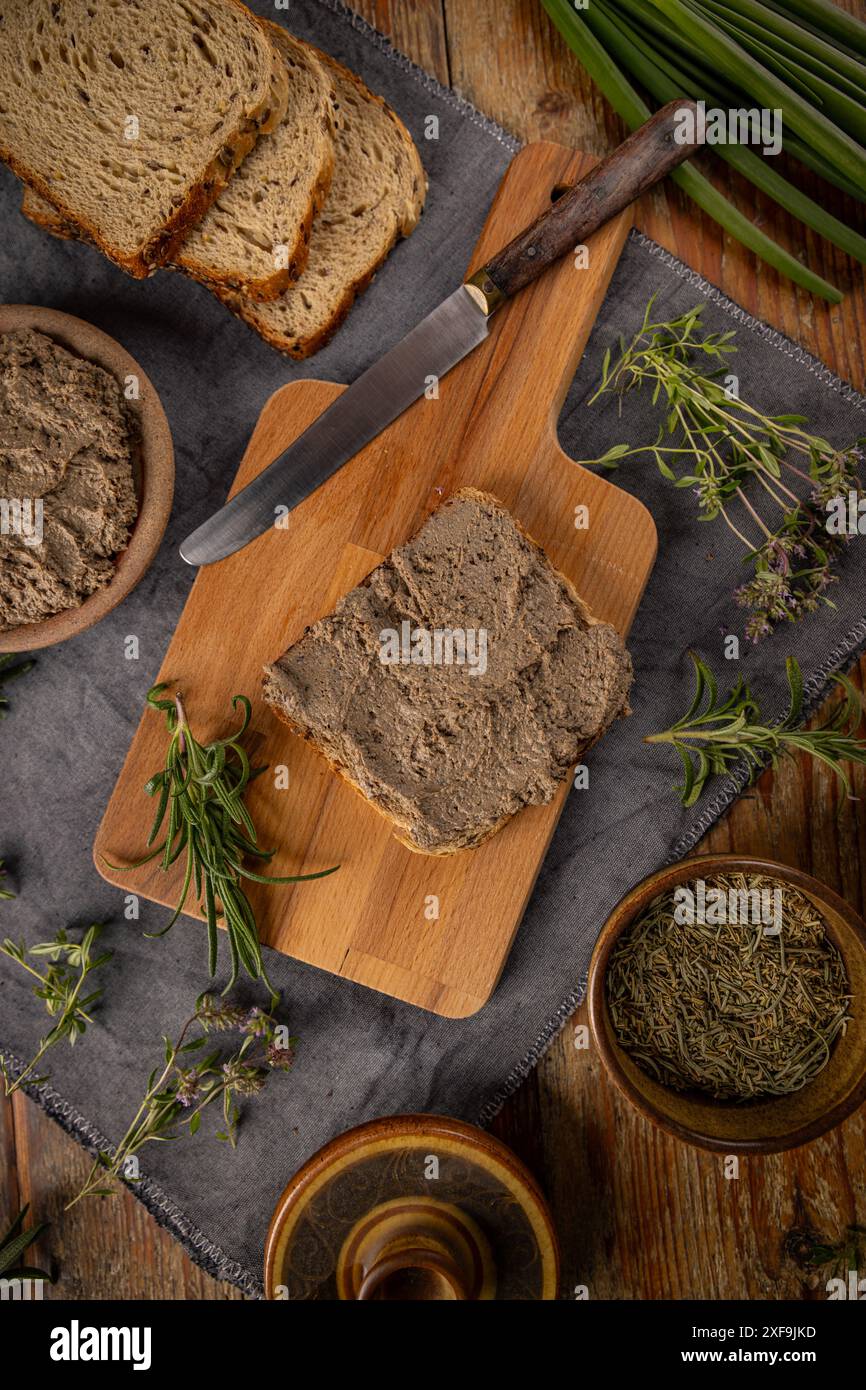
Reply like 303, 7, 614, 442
94, 142, 657, 1018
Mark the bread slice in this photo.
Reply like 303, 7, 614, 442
21, 188, 80, 240
20, 30, 421, 327
172, 26, 335, 299
0, 0, 290, 277
263, 490, 633, 855
213, 44, 427, 357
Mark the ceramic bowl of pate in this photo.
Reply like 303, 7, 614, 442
587, 854, 866, 1154
0, 304, 174, 652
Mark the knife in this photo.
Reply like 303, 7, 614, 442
180, 99, 699, 566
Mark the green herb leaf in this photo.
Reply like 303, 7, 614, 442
0, 925, 110, 1096
576, 296, 863, 640
105, 688, 338, 1000
648, 652, 866, 804
0, 1207, 50, 1281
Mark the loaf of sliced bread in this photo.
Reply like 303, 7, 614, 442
263, 490, 633, 855
214, 40, 427, 357
1, 0, 290, 277
23, 41, 335, 300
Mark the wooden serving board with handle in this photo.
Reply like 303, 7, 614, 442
94, 142, 657, 1018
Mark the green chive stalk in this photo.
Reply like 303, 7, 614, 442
590, 0, 866, 265
704, 0, 866, 103
649, 0, 866, 187
767, 0, 866, 58
702, 1, 866, 143
540, 0, 844, 300
541, 0, 866, 296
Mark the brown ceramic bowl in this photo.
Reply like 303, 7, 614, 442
264, 1113, 560, 1300
0, 304, 174, 652
587, 854, 866, 1154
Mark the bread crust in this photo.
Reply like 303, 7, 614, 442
22, 128, 336, 302
21, 189, 79, 240
263, 489, 632, 855
22, 110, 335, 302
178, 136, 334, 301
3, 0, 290, 278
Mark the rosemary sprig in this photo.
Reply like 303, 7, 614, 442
107, 685, 338, 1004
0, 860, 13, 901
576, 296, 865, 641
0, 1204, 51, 1284
0, 653, 34, 719
67, 992, 295, 1209
0, 924, 110, 1095
647, 652, 866, 806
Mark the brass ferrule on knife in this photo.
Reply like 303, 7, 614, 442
463, 267, 507, 317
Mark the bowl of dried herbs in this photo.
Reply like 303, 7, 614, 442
587, 854, 866, 1152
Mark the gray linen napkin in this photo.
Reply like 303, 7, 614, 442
1, 0, 864, 1295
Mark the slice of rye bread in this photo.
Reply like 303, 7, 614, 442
211, 42, 427, 358
263, 489, 633, 855
0, 0, 290, 278
22, 27, 336, 299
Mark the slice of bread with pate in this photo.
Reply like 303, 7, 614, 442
263, 490, 633, 855
0, 0, 289, 277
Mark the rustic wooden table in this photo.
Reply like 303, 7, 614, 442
3, 0, 865, 1300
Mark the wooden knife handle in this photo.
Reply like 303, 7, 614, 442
476, 100, 699, 303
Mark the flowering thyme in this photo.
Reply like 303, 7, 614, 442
67, 992, 297, 1208
577, 296, 865, 640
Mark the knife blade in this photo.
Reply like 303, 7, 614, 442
180, 99, 699, 566
179, 286, 488, 566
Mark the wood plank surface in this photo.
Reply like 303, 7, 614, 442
4, 0, 866, 1300
92, 143, 653, 1018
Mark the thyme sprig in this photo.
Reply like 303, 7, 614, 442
67, 992, 294, 1209
647, 652, 866, 806
0, 924, 110, 1095
576, 296, 865, 640
0, 653, 34, 719
107, 684, 338, 1004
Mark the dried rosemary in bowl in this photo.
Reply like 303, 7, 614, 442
606, 874, 852, 1102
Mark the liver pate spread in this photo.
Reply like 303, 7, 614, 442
0, 328, 138, 631
263, 489, 633, 854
